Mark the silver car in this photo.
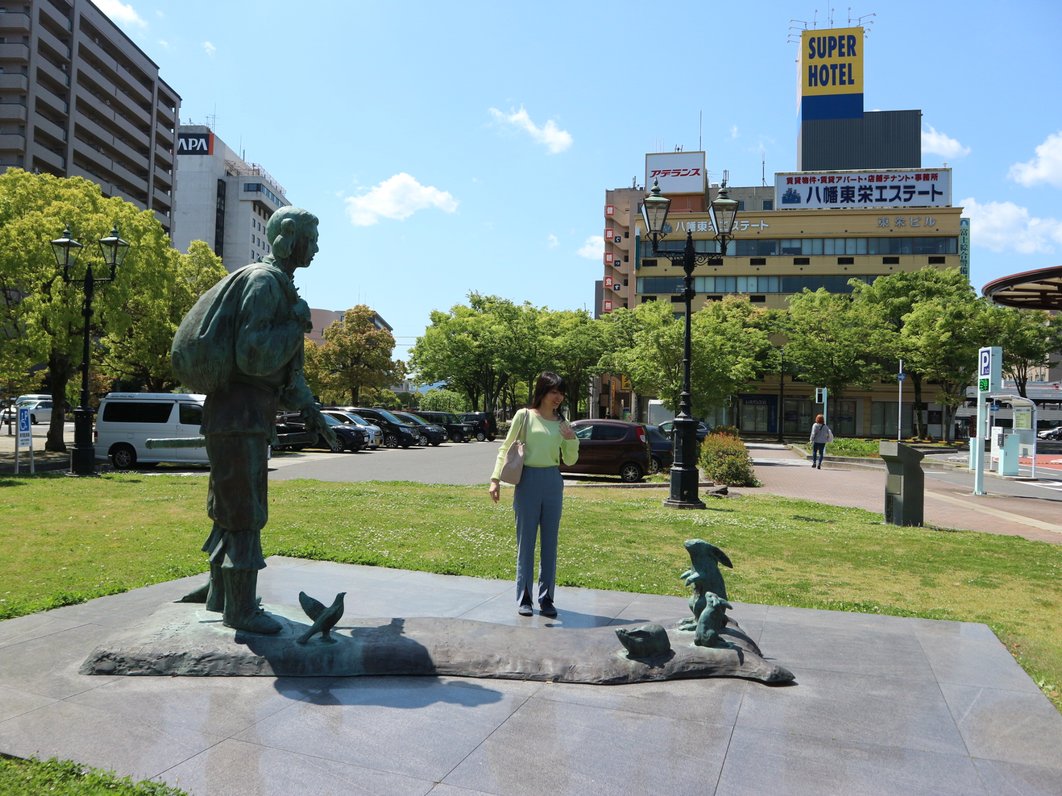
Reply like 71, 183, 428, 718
3, 398, 53, 425
322, 409, 382, 449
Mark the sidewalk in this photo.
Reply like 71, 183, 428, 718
746, 443, 1062, 545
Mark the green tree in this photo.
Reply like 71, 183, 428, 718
849, 268, 973, 436
785, 288, 880, 406
600, 297, 770, 419
902, 291, 989, 443
984, 305, 1062, 397
537, 308, 610, 419
409, 293, 547, 415
0, 169, 182, 451
100, 240, 227, 392
316, 305, 403, 405
419, 388, 467, 413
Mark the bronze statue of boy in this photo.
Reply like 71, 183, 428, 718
174, 206, 334, 633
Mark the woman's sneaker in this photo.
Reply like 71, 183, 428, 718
539, 598, 558, 618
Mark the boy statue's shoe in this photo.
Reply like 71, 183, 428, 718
518, 603, 533, 617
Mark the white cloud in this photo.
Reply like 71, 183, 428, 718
730, 125, 739, 139
577, 235, 603, 260
95, 0, 146, 28
157, 39, 171, 50
960, 196, 1062, 254
488, 106, 572, 154
345, 173, 458, 227
1008, 131, 1062, 187
202, 41, 216, 57
546, 234, 559, 249
921, 125, 970, 160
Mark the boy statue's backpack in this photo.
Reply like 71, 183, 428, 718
171, 264, 274, 394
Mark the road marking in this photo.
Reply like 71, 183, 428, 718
925, 490, 1062, 535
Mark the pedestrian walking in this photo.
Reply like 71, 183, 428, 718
488, 371, 580, 618
809, 413, 833, 469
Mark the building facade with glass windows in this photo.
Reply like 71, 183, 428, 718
594, 25, 968, 439
0, 0, 180, 231
171, 124, 290, 273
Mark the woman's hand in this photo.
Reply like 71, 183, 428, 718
488, 480, 500, 503
559, 420, 576, 440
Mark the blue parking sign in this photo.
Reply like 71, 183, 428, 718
17, 406, 31, 449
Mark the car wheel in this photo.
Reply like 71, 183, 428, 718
110, 444, 137, 470
619, 462, 644, 483
30, 414, 37, 425
487, 434, 496, 442
384, 433, 398, 448
418, 433, 429, 446
324, 435, 344, 453
430, 439, 441, 446
451, 432, 464, 443
649, 456, 663, 475
475, 431, 486, 441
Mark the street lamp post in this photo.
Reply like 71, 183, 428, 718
641, 179, 738, 509
51, 225, 130, 476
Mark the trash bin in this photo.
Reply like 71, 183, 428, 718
879, 441, 924, 527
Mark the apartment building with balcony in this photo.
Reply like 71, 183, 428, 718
0, 0, 179, 231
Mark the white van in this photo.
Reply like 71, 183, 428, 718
94, 392, 207, 469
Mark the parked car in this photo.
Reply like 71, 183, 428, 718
94, 392, 207, 469
3, 398, 53, 425
460, 411, 498, 441
322, 409, 382, 449
272, 416, 318, 452
560, 419, 651, 483
344, 407, 419, 448
1038, 425, 1062, 441
276, 411, 365, 452
657, 419, 710, 442
645, 424, 675, 474
416, 410, 475, 442
392, 411, 448, 446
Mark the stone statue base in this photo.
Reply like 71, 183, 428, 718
79, 601, 793, 685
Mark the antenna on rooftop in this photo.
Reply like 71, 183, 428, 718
848, 10, 876, 35
787, 18, 808, 44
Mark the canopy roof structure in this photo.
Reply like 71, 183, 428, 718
982, 265, 1062, 310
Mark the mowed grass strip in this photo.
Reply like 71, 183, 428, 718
1, 473, 1058, 710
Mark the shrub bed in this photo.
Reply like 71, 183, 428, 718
699, 432, 760, 486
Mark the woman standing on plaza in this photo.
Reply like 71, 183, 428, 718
809, 413, 834, 469
489, 372, 580, 617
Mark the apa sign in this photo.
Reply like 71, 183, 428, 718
177, 132, 214, 155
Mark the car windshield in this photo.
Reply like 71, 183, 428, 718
322, 414, 342, 427
345, 413, 369, 426
373, 409, 404, 425
398, 413, 427, 426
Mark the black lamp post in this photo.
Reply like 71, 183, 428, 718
52, 224, 129, 476
642, 179, 738, 509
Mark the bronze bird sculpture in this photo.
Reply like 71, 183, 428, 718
297, 591, 345, 644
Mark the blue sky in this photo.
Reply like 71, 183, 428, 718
100, 0, 1062, 360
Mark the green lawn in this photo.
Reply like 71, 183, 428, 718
1, 472, 1059, 719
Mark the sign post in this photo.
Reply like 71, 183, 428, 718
897, 360, 905, 441
972, 346, 1002, 495
15, 406, 33, 475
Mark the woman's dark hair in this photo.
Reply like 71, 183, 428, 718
530, 371, 567, 409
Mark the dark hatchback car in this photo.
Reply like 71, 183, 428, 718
416, 410, 475, 443
392, 411, 448, 446
645, 424, 675, 474
460, 411, 498, 441
560, 419, 651, 483
275, 412, 366, 452
347, 407, 419, 448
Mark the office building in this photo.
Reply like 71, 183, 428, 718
596, 25, 967, 438
171, 124, 288, 272
0, 0, 179, 230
